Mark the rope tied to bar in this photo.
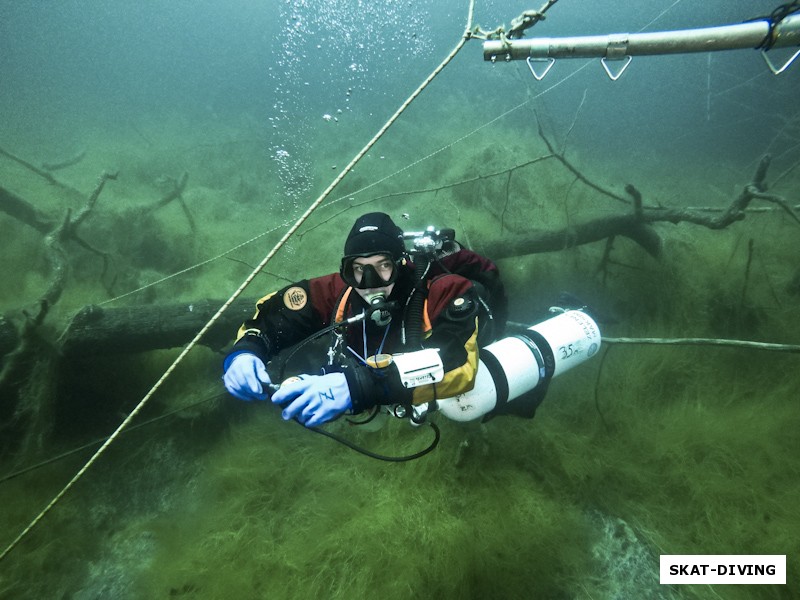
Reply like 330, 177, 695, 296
471, 0, 559, 50
753, 1, 800, 50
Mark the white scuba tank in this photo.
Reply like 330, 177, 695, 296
434, 309, 601, 422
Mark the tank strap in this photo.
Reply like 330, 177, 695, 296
334, 287, 354, 322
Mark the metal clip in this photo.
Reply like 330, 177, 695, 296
601, 55, 632, 80
526, 56, 555, 80
761, 47, 800, 75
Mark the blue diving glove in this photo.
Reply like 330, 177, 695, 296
272, 372, 352, 428
223, 352, 272, 401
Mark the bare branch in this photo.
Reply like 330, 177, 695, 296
0, 185, 54, 233
536, 117, 630, 205
71, 170, 119, 228
485, 154, 797, 260
41, 150, 86, 172
0, 146, 80, 194
148, 172, 195, 231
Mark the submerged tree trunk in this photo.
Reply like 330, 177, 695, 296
57, 297, 258, 357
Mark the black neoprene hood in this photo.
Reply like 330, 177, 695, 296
343, 212, 405, 260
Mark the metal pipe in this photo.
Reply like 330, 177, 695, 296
483, 14, 800, 61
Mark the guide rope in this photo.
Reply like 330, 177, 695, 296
96, 222, 289, 306
0, 0, 477, 563
603, 336, 800, 353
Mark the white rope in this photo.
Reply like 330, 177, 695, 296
603, 336, 800, 353
507, 321, 800, 354
0, 0, 477, 563
637, 0, 684, 32
97, 222, 289, 306
96, 10, 593, 308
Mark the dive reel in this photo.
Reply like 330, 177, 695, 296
393, 307, 602, 423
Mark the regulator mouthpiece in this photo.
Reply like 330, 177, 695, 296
366, 292, 393, 326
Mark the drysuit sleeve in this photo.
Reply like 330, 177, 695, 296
412, 274, 480, 404
225, 277, 338, 367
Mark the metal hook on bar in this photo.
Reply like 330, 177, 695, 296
600, 34, 632, 81
761, 47, 800, 74
526, 56, 555, 80
601, 55, 632, 80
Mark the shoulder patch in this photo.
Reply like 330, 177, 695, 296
283, 286, 308, 310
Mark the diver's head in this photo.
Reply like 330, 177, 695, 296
340, 212, 406, 302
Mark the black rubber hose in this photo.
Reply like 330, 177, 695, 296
308, 421, 440, 462
404, 256, 430, 348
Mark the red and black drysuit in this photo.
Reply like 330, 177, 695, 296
226, 248, 507, 414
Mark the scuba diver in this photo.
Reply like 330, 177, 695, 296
222, 211, 526, 427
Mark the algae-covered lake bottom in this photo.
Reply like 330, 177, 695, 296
2, 336, 798, 599
1, 1, 798, 598
1, 133, 797, 598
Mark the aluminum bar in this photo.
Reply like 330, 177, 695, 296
483, 14, 800, 61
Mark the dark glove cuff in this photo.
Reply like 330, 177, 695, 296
343, 362, 411, 414
226, 330, 272, 367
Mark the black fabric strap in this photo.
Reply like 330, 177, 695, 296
480, 348, 509, 407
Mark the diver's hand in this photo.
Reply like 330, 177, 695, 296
223, 353, 272, 401
272, 373, 352, 427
